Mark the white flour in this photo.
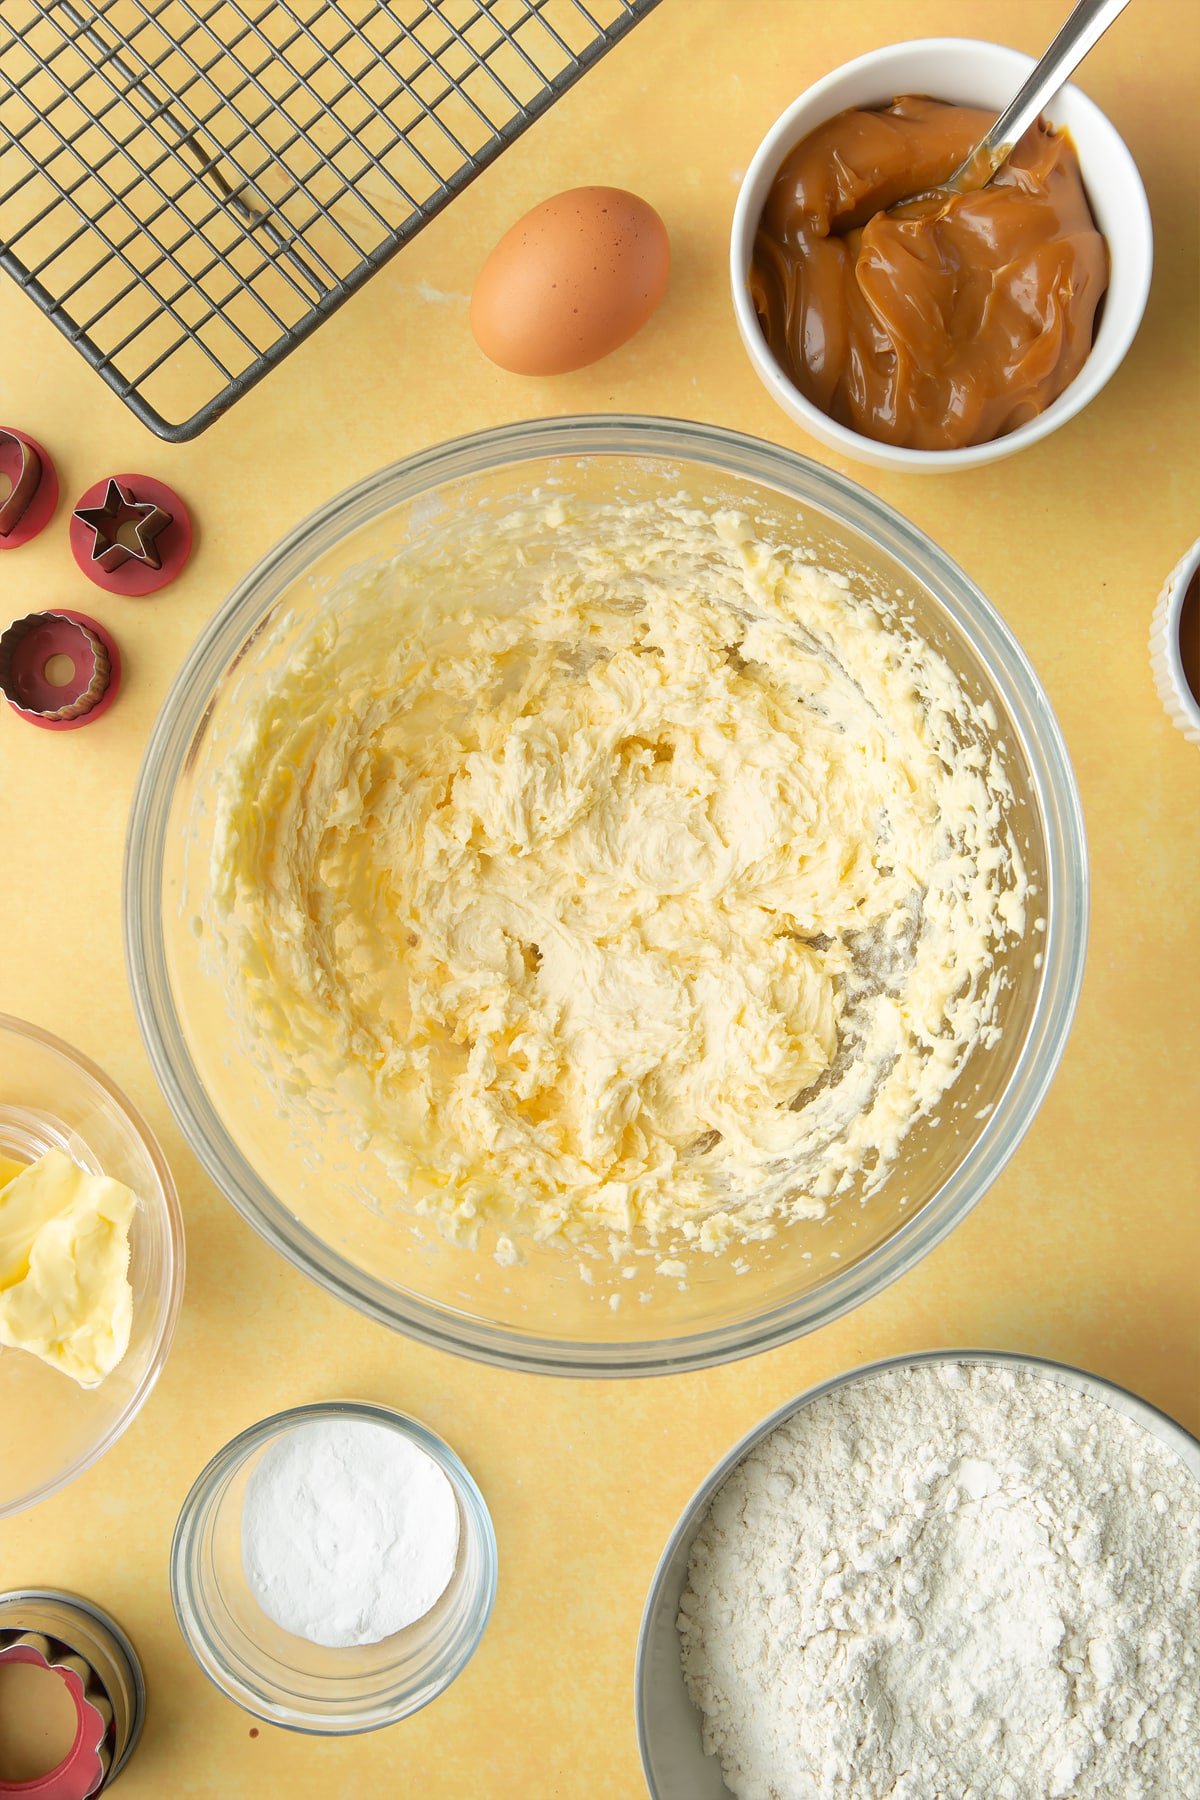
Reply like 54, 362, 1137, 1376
241, 1417, 459, 1648
678, 1362, 1200, 1799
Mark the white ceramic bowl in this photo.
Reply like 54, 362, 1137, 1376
730, 38, 1153, 473
1150, 538, 1200, 743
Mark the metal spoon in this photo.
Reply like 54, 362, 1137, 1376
901, 0, 1132, 205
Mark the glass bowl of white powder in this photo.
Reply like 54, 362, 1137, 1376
170, 1400, 497, 1733
637, 1349, 1200, 1799
126, 416, 1087, 1375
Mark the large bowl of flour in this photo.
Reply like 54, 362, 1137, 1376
125, 418, 1086, 1374
638, 1350, 1200, 1798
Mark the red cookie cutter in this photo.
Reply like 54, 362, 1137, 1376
0, 428, 58, 549
0, 611, 122, 730
69, 473, 191, 595
0, 1638, 110, 1800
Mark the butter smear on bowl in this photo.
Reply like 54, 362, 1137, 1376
0, 1148, 136, 1386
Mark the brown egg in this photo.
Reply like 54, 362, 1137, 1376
470, 186, 670, 375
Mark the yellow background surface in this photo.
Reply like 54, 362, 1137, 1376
1, 1, 1198, 1793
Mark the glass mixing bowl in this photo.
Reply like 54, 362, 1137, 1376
0, 1015, 185, 1516
124, 417, 1086, 1376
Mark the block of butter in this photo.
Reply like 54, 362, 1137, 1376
0, 1148, 136, 1387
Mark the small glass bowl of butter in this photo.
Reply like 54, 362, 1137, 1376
0, 1013, 185, 1517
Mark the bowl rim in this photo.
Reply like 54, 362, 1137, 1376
0, 1010, 186, 1519
124, 413, 1088, 1377
635, 1346, 1200, 1798
729, 35, 1154, 472
1151, 537, 1200, 735
169, 1398, 498, 1735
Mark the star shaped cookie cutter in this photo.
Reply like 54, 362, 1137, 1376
68, 471, 192, 595
72, 476, 171, 573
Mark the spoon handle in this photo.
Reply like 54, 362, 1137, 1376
948, 0, 1133, 192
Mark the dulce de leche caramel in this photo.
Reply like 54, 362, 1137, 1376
750, 96, 1110, 450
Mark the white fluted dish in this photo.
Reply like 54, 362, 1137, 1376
1149, 538, 1200, 743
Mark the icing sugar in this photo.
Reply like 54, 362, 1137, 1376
241, 1418, 459, 1648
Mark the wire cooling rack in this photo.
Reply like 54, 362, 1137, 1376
0, 0, 659, 440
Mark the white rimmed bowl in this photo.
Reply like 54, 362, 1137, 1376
636, 1349, 1200, 1798
730, 38, 1153, 473
1150, 538, 1200, 743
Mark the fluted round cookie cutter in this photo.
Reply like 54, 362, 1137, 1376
0, 1590, 145, 1794
0, 612, 122, 730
